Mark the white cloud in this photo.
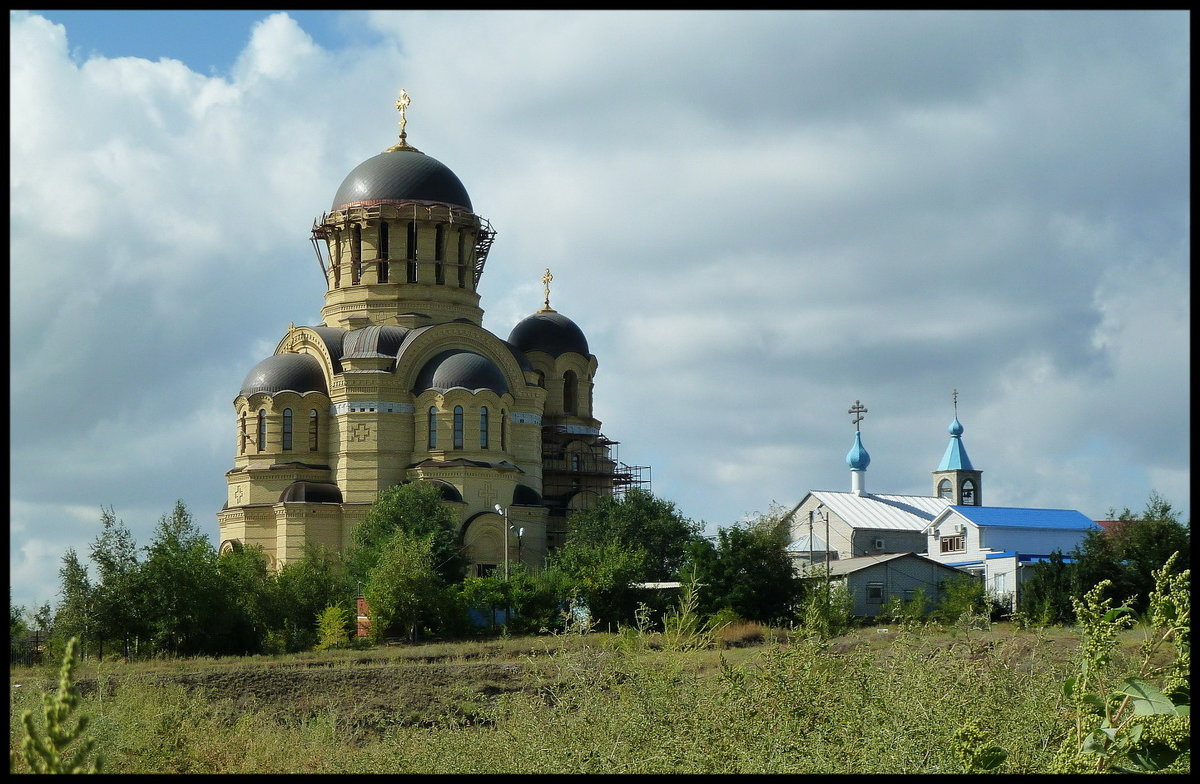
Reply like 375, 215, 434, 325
9, 10, 1189, 612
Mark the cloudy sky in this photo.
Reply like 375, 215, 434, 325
10, 10, 1189, 611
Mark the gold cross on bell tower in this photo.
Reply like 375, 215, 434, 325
540, 268, 555, 312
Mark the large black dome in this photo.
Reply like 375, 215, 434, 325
332, 148, 472, 211
508, 311, 589, 357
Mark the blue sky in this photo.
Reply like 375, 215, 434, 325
9, 10, 1190, 612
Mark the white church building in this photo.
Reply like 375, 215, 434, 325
787, 398, 1099, 613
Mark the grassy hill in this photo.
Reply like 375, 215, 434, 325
15, 619, 1186, 774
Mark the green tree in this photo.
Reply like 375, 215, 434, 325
314, 605, 351, 650
138, 500, 223, 656
564, 488, 702, 581
685, 509, 801, 625
215, 544, 275, 655
269, 543, 354, 652
362, 530, 441, 643
1018, 550, 1076, 625
347, 482, 467, 589
88, 506, 143, 658
547, 539, 645, 629
51, 548, 94, 660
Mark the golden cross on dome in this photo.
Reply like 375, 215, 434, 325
541, 268, 554, 312
848, 400, 868, 431
396, 89, 411, 140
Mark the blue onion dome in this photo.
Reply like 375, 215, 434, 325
508, 311, 590, 357
332, 147, 472, 211
948, 415, 964, 436
240, 353, 327, 396
414, 350, 510, 394
846, 430, 871, 470
278, 481, 343, 503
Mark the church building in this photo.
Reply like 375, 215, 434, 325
217, 93, 646, 575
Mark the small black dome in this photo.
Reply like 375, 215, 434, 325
279, 481, 343, 504
342, 325, 410, 358
241, 353, 327, 396
508, 311, 589, 357
332, 149, 472, 211
414, 350, 509, 394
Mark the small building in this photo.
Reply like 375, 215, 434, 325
922, 505, 1099, 611
814, 552, 970, 618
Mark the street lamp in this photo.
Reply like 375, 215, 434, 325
494, 504, 509, 579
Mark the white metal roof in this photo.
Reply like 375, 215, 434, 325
810, 491, 951, 532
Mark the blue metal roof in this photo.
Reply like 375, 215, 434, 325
937, 430, 974, 471
949, 506, 1098, 530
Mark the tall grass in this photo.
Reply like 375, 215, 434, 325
17, 623, 1176, 774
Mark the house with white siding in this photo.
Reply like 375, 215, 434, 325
922, 505, 1099, 611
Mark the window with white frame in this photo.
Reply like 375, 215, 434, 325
940, 535, 965, 553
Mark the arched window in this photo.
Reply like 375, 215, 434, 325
570, 453, 582, 472
331, 231, 342, 288
563, 371, 578, 415
453, 406, 464, 449
480, 406, 489, 449
406, 221, 418, 283
937, 479, 952, 499
500, 409, 507, 451
351, 225, 362, 283
434, 225, 445, 284
239, 413, 246, 455
282, 408, 293, 451
308, 410, 319, 451
961, 479, 977, 506
457, 232, 468, 288
428, 407, 438, 449
257, 409, 267, 451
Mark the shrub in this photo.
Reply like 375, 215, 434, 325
10, 636, 102, 773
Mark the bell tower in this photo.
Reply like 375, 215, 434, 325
932, 389, 982, 505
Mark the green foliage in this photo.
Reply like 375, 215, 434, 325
659, 570, 716, 652
932, 573, 989, 626
799, 578, 853, 639
1016, 549, 1074, 625
10, 637, 102, 773
88, 506, 143, 658
347, 482, 467, 589
563, 488, 701, 581
881, 586, 928, 626
953, 719, 1007, 772
52, 548, 95, 658
1055, 553, 1190, 773
138, 500, 227, 657
362, 530, 440, 643
548, 539, 645, 629
684, 507, 800, 625
314, 605, 351, 651
269, 543, 354, 652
